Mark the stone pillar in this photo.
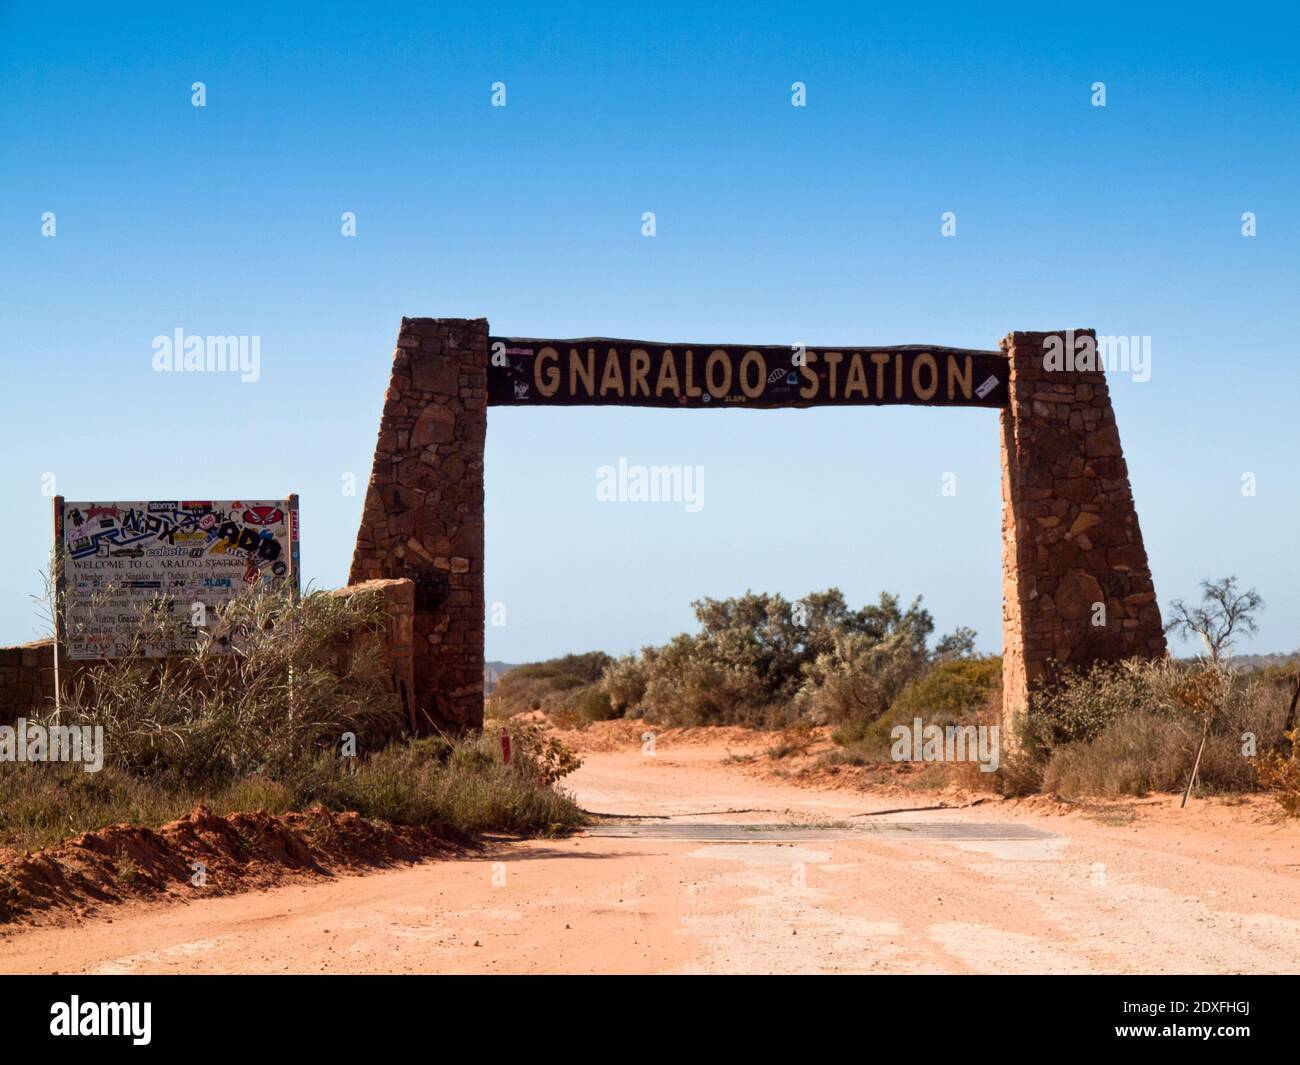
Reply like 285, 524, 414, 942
1000, 329, 1166, 741
350, 317, 487, 732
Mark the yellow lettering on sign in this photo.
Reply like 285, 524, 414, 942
739, 350, 766, 399
871, 352, 890, 397
946, 354, 972, 400
799, 352, 820, 399
683, 349, 703, 397
629, 349, 651, 397
844, 352, 869, 398
570, 348, 596, 396
600, 348, 625, 397
705, 350, 732, 398
913, 353, 938, 401
655, 350, 680, 397
536, 347, 560, 397
823, 352, 843, 399
527, 343, 976, 406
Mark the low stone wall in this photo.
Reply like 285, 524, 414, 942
0, 639, 57, 721
328, 578, 417, 732
0, 579, 417, 729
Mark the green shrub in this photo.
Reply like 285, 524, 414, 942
835, 656, 1001, 750
567, 686, 617, 724
600, 653, 650, 714
637, 633, 776, 727
499, 652, 612, 688
285, 735, 582, 834
893, 656, 1002, 720
629, 588, 944, 729
487, 651, 614, 719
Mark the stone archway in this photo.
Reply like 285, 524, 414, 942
349, 318, 1165, 735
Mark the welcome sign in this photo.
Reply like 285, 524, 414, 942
487, 338, 1009, 409
55, 497, 299, 660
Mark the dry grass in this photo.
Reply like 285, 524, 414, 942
1256, 729, 1300, 816
0, 731, 584, 852
49, 586, 406, 788
1037, 663, 1290, 801
2, 587, 584, 852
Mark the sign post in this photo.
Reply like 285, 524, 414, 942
51, 495, 65, 714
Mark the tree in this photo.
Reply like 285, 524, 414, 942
1164, 576, 1264, 663
628, 588, 941, 726
933, 625, 978, 662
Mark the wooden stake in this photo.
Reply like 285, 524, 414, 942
1181, 720, 1211, 809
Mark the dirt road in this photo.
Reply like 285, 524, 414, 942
3, 733, 1299, 974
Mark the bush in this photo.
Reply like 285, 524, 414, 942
1, 587, 586, 850
892, 656, 1002, 723
566, 686, 617, 724
835, 656, 1001, 751
286, 731, 583, 835
637, 632, 785, 727
800, 632, 926, 735
1042, 713, 1199, 798
600, 653, 650, 714
1033, 660, 1291, 799
490, 720, 584, 786
1256, 730, 1300, 817
624, 588, 946, 730
487, 651, 614, 720
47, 586, 405, 788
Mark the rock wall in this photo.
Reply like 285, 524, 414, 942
0, 640, 56, 723
349, 318, 487, 732
329, 577, 417, 734
1000, 329, 1166, 739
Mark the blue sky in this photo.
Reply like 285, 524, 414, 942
2, 1, 1298, 661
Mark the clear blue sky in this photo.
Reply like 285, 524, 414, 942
2, 1, 1298, 661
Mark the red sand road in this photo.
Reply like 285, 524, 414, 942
2, 733, 1299, 974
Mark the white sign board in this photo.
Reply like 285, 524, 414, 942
56, 498, 299, 660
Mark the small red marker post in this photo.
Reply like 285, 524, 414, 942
501, 733, 511, 765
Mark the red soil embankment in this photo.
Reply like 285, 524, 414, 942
0, 804, 462, 926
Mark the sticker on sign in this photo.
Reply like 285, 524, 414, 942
57, 498, 298, 660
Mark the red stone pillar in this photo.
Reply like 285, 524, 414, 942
1000, 329, 1166, 740
350, 318, 487, 732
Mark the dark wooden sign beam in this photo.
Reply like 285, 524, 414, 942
486, 337, 1009, 409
